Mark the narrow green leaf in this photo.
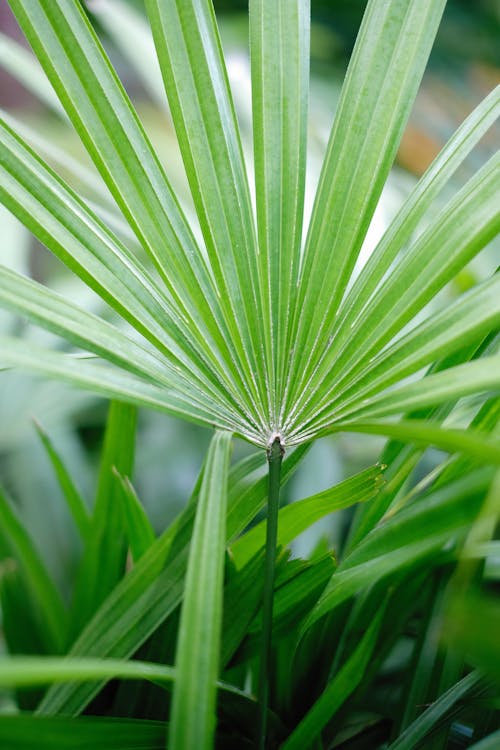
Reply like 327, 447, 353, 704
231, 465, 383, 568
386, 671, 485, 750
316, 272, 500, 421
284, 0, 446, 415
169, 430, 232, 750
340, 357, 500, 422
0, 119, 254, 433
145, 0, 266, 417
34, 421, 90, 542
287, 153, 500, 439
334, 84, 500, 359
0, 336, 246, 437
37, 444, 307, 717
0, 266, 188, 391
69, 402, 136, 639
5, 0, 264, 431
303, 469, 492, 632
0, 656, 247, 700
0, 715, 165, 750
0, 489, 67, 653
113, 472, 156, 563
249, 0, 310, 421
281, 605, 386, 750
307, 419, 500, 467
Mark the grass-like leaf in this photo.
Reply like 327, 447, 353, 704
169, 431, 232, 749
0, 489, 67, 654
231, 465, 384, 568
34, 420, 90, 542
281, 604, 386, 750
303, 468, 494, 631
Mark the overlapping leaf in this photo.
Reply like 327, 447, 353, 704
0, 0, 498, 454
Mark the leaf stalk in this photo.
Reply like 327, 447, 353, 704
257, 435, 284, 749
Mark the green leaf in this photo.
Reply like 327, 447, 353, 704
327, 84, 500, 366
0, 266, 184, 391
0, 489, 67, 654
322, 420, 500, 467
69, 402, 137, 639
386, 671, 486, 750
231, 465, 383, 568
0, 715, 165, 750
0, 335, 243, 435
34, 420, 90, 542
303, 469, 493, 632
0, 119, 254, 435
284, 0, 446, 416
287, 153, 500, 440
0, 656, 248, 701
145, 0, 265, 414
340, 356, 500, 422
281, 604, 386, 750
249, 0, 309, 418
37, 443, 307, 717
113, 472, 156, 563
169, 431, 232, 750
320, 272, 500, 418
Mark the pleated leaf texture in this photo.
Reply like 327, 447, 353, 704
1, 0, 499, 450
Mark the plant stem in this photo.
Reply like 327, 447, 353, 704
257, 436, 284, 750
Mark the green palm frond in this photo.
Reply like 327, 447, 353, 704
0, 0, 499, 454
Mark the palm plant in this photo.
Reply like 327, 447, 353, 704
0, 1, 499, 748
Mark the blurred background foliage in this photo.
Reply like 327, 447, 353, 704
0, 0, 498, 605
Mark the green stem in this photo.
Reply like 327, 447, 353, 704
257, 436, 284, 750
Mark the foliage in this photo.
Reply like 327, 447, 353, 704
0, 0, 499, 748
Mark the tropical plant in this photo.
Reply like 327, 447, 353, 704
0, 0, 499, 749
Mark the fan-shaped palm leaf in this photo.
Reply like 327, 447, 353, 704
1, 1, 499, 745
0, 0, 499, 454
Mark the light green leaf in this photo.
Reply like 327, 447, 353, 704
303, 468, 493, 632
333, 84, 500, 359
36, 443, 306, 717
287, 153, 500, 439
0, 266, 187, 390
249, 0, 309, 420
284, 0, 446, 416
0, 119, 254, 432
0, 335, 246, 436
69, 402, 137, 639
34, 421, 90, 542
145, 0, 265, 413
0, 656, 247, 700
113, 473, 156, 563
231, 465, 383, 568
341, 356, 500, 422
169, 431, 232, 750
319, 272, 500, 419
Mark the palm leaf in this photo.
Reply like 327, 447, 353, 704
0, 0, 498, 453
